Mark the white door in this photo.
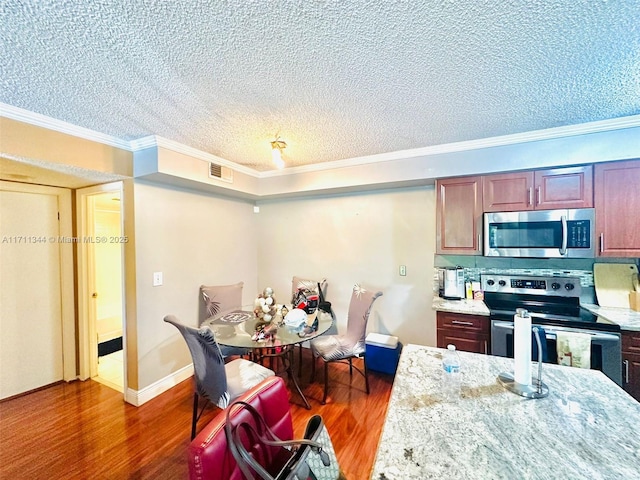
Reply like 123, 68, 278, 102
0, 185, 69, 398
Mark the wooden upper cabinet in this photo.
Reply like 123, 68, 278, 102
595, 159, 640, 257
483, 166, 593, 212
535, 166, 593, 210
483, 171, 534, 212
436, 176, 483, 255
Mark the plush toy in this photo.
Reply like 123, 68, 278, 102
254, 286, 277, 322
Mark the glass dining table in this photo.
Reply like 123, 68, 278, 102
203, 307, 334, 409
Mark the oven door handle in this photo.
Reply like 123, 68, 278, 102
491, 321, 620, 342
559, 214, 568, 256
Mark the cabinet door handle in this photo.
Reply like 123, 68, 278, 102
599, 233, 604, 254
536, 187, 541, 206
528, 188, 533, 206
484, 340, 488, 355
452, 320, 473, 326
624, 359, 629, 384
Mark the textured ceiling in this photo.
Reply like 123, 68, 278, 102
1, 1, 639, 172
0, 154, 127, 188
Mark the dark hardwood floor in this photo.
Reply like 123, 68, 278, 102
0, 349, 394, 479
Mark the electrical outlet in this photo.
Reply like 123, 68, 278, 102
153, 272, 163, 286
399, 265, 406, 276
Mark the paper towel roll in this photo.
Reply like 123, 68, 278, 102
513, 309, 531, 386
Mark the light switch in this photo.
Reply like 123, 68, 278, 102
153, 272, 163, 286
399, 265, 406, 276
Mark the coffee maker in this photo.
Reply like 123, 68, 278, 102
439, 267, 465, 300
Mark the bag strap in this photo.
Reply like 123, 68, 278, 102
303, 415, 331, 467
228, 400, 283, 441
317, 282, 325, 303
224, 403, 260, 480
224, 400, 321, 480
224, 400, 331, 480
232, 422, 319, 479
238, 421, 324, 453
225, 400, 286, 479
231, 423, 278, 480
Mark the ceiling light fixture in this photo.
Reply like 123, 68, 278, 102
271, 138, 287, 169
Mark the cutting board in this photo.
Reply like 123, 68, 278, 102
593, 263, 639, 308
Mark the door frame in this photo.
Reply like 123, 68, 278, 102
0, 180, 76, 382
77, 181, 126, 388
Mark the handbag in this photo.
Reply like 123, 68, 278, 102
224, 400, 330, 480
303, 415, 343, 480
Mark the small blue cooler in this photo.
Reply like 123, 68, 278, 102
365, 333, 402, 375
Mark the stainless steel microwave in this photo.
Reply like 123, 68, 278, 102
484, 208, 595, 258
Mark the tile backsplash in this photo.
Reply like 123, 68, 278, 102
455, 267, 593, 286
433, 255, 640, 304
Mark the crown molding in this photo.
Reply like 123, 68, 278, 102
0, 102, 132, 151
128, 135, 158, 151
260, 114, 640, 177
131, 135, 260, 177
3, 101, 638, 178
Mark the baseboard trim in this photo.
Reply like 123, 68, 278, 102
125, 364, 194, 406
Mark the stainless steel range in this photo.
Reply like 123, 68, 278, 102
482, 274, 622, 386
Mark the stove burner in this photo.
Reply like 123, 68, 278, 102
481, 274, 620, 333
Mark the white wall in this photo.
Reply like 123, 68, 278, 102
94, 207, 123, 342
256, 186, 437, 347
132, 180, 258, 389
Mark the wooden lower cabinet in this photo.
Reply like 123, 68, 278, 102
436, 311, 490, 354
622, 331, 640, 401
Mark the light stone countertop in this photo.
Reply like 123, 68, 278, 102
431, 297, 490, 316
433, 297, 640, 332
370, 344, 640, 480
582, 303, 640, 332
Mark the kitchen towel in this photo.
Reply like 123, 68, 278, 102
556, 331, 591, 369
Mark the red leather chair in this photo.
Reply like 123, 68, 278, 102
188, 376, 293, 480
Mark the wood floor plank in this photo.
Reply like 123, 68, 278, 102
0, 348, 393, 479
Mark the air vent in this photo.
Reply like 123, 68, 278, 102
208, 162, 233, 183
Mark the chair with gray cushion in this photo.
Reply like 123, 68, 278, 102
291, 277, 333, 372
291, 277, 327, 305
164, 315, 274, 439
199, 282, 250, 358
309, 283, 383, 404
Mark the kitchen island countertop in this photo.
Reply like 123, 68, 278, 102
370, 344, 640, 479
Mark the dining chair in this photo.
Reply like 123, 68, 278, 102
309, 283, 383, 404
291, 277, 332, 373
163, 315, 275, 439
291, 277, 327, 307
199, 282, 251, 358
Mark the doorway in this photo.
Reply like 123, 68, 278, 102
77, 182, 126, 393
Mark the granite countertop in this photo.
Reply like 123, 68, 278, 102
432, 297, 640, 332
431, 297, 490, 316
370, 344, 640, 480
582, 303, 640, 332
